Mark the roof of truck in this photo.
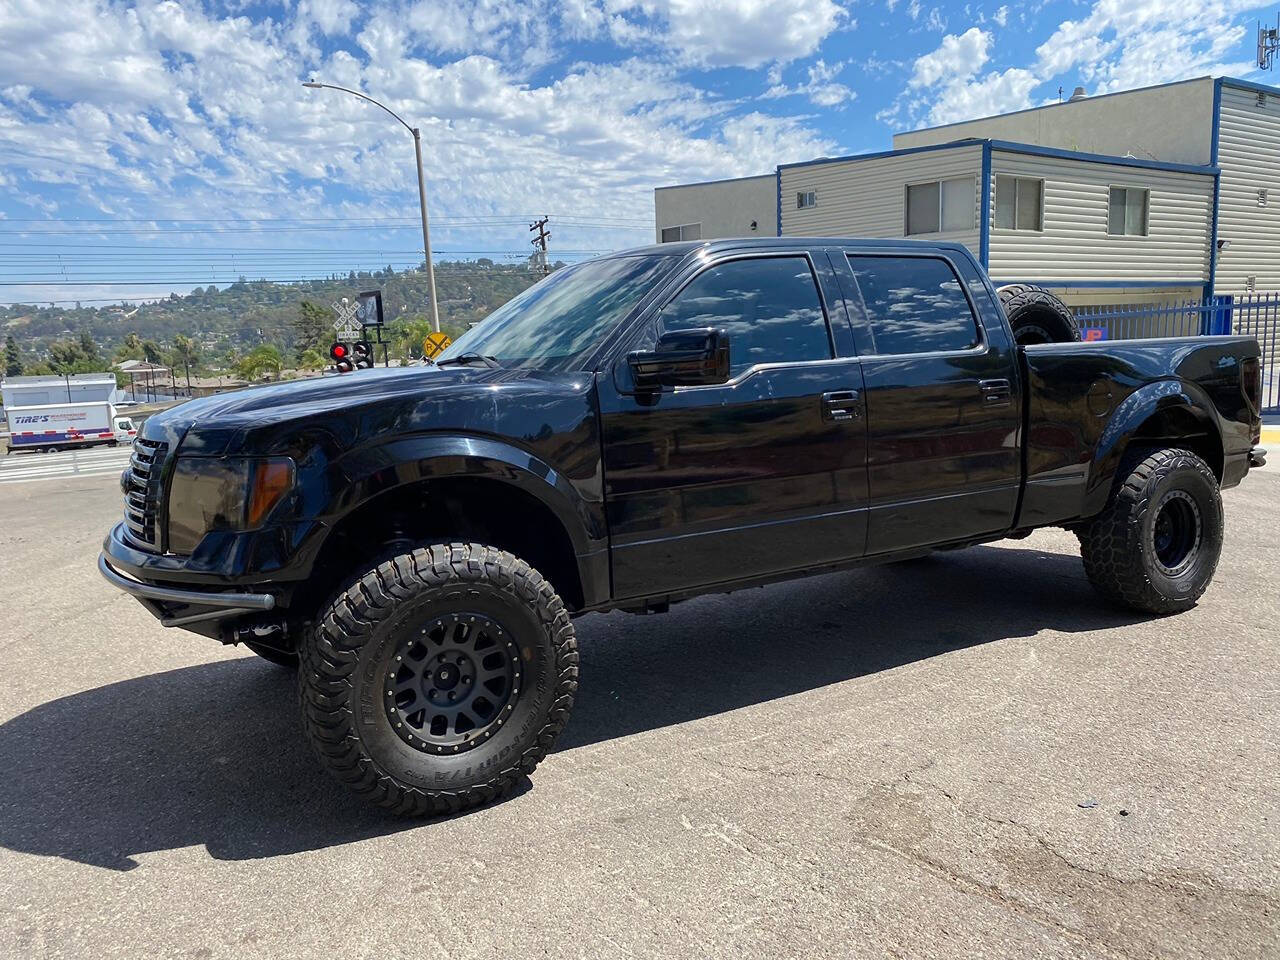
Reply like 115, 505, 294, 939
605, 236, 974, 259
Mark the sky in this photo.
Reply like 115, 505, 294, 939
0, 0, 1276, 305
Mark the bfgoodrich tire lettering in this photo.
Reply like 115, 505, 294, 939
1079, 448, 1223, 614
298, 543, 578, 815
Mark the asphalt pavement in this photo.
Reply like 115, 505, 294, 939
0, 467, 1277, 959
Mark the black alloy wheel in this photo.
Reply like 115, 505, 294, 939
385, 613, 521, 754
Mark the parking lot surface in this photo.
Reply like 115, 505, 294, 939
1, 469, 1277, 959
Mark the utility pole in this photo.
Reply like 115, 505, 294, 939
529, 216, 551, 277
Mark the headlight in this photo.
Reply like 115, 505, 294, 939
166, 457, 295, 555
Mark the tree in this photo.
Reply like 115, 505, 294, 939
236, 344, 283, 382
292, 300, 333, 360
142, 339, 163, 364
4, 335, 22, 377
77, 330, 102, 366
115, 333, 145, 362
172, 334, 199, 393
298, 348, 326, 371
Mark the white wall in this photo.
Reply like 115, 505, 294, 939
893, 78, 1215, 166
779, 143, 983, 257
654, 175, 777, 243
987, 149, 1213, 286
1214, 83, 1280, 295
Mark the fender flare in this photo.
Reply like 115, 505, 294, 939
1083, 379, 1221, 517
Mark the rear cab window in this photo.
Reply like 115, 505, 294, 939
845, 255, 981, 356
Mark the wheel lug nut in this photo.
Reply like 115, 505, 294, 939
448, 692, 456, 701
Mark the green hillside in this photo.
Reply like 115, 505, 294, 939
2, 259, 557, 379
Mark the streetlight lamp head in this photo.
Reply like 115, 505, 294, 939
302, 80, 321, 88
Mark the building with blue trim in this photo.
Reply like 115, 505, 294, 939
653, 76, 1280, 308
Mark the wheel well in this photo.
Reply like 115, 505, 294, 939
1129, 406, 1224, 481
292, 476, 585, 622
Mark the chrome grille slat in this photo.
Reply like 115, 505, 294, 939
121, 437, 168, 551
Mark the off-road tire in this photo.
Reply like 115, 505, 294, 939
243, 641, 299, 668
997, 283, 1081, 345
298, 543, 577, 816
1078, 448, 1223, 614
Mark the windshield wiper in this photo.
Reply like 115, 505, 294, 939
435, 352, 501, 368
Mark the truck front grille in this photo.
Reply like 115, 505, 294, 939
123, 437, 168, 550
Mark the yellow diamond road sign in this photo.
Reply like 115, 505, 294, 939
423, 331, 452, 360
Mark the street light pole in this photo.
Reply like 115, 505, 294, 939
303, 81, 441, 333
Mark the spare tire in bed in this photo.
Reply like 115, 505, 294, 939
997, 284, 1081, 345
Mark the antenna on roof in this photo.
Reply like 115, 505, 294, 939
1258, 15, 1280, 70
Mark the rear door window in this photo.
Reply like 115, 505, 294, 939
846, 255, 980, 356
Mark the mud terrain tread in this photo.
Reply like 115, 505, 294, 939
1078, 447, 1220, 614
298, 542, 578, 816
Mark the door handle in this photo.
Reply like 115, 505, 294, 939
821, 389, 861, 422
979, 379, 1012, 406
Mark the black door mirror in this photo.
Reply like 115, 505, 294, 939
628, 328, 730, 390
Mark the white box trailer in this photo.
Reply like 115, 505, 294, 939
4, 400, 133, 452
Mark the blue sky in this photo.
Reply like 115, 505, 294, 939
0, 0, 1275, 304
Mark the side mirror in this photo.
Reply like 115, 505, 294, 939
628, 328, 730, 390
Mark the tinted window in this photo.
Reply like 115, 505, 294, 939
847, 255, 980, 355
437, 255, 674, 370
660, 257, 831, 375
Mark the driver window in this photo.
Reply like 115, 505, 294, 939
659, 256, 832, 376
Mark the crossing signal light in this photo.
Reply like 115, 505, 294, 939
329, 341, 354, 373
352, 340, 375, 369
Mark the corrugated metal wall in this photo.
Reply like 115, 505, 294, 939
779, 144, 982, 256
986, 150, 1213, 285
1215, 84, 1280, 295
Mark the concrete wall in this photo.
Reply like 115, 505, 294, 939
893, 78, 1216, 166
779, 143, 983, 257
1214, 82, 1280, 295
653, 174, 777, 243
987, 149, 1214, 286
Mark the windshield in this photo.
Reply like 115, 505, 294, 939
436, 255, 675, 371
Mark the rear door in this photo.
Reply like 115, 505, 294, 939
599, 250, 869, 598
834, 251, 1021, 554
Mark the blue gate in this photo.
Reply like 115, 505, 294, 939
1073, 294, 1280, 412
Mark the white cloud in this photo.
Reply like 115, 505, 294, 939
889, 27, 1036, 127
0, 0, 840, 273
993, 5, 1009, 27
762, 59, 856, 107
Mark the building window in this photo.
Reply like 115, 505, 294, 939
797, 191, 817, 209
660, 257, 831, 375
1107, 186, 1149, 236
847, 255, 980, 356
905, 177, 975, 235
660, 222, 702, 243
994, 176, 1043, 230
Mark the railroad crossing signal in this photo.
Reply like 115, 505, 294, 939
329, 341, 354, 373
422, 331, 452, 360
352, 340, 375, 369
332, 298, 362, 341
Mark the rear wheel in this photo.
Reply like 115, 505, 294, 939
298, 543, 578, 815
1078, 448, 1222, 614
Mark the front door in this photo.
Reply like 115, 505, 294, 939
599, 251, 869, 600
835, 252, 1022, 554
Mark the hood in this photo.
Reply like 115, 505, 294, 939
144, 365, 597, 457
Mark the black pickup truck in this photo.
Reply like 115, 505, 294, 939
99, 238, 1266, 814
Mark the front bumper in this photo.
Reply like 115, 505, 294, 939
1250, 445, 1267, 469
100, 522, 278, 637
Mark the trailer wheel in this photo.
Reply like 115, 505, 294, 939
1078, 447, 1222, 614
997, 284, 1081, 345
298, 543, 578, 815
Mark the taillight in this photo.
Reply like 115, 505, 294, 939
1242, 356, 1261, 414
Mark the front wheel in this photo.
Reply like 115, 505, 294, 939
298, 543, 578, 815
1078, 448, 1223, 614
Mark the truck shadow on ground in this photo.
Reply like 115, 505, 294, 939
0, 543, 1152, 870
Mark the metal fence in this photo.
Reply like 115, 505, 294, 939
1073, 293, 1280, 412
